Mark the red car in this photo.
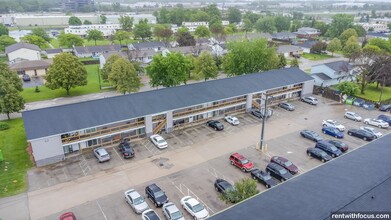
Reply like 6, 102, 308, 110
270, 156, 299, 175
60, 212, 76, 220
229, 153, 254, 172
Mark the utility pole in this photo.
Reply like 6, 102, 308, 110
260, 93, 268, 149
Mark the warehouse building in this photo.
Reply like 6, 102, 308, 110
22, 68, 314, 166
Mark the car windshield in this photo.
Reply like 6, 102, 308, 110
154, 191, 165, 197
319, 151, 328, 156
279, 168, 287, 175
284, 161, 293, 167
171, 210, 183, 220
262, 175, 271, 180
157, 139, 166, 144
330, 146, 338, 151
193, 203, 205, 213
240, 159, 249, 164
133, 196, 144, 205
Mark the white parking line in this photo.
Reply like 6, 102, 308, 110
113, 147, 125, 165
62, 167, 68, 181
96, 200, 108, 220
206, 167, 235, 185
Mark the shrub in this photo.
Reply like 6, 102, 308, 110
0, 122, 10, 131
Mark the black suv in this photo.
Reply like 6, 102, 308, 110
266, 163, 293, 182
118, 141, 135, 159
145, 184, 169, 207
206, 120, 224, 131
315, 141, 342, 158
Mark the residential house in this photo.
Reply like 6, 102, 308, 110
5, 42, 41, 63
310, 61, 355, 86
128, 42, 165, 52
225, 33, 272, 42
272, 32, 296, 42
44, 48, 63, 59
9, 60, 52, 78
294, 27, 321, 39
166, 45, 212, 56
277, 45, 303, 58
359, 23, 388, 32
294, 40, 319, 53
366, 32, 390, 40
73, 45, 122, 58
99, 49, 158, 68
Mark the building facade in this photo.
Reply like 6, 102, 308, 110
64, 24, 121, 37
22, 68, 314, 167
5, 43, 41, 63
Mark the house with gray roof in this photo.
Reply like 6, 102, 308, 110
9, 59, 52, 78
310, 60, 355, 86
44, 48, 63, 59
276, 45, 303, 58
73, 45, 122, 58
5, 42, 41, 63
128, 41, 165, 51
294, 40, 319, 53
272, 32, 297, 41
22, 67, 314, 166
225, 33, 272, 42
294, 27, 321, 39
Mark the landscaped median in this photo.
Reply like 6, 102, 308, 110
0, 118, 32, 198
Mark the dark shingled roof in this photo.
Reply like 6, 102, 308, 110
311, 72, 332, 80
9, 60, 52, 71
323, 61, 352, 72
295, 40, 319, 49
22, 68, 313, 140
74, 45, 121, 54
209, 134, 391, 220
5, 42, 41, 54
45, 48, 63, 54
130, 41, 165, 50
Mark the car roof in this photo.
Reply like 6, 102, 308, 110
144, 210, 160, 220
127, 190, 141, 199
268, 162, 283, 169
186, 197, 200, 206
147, 183, 161, 191
272, 156, 288, 162
165, 203, 179, 213
231, 153, 246, 160
95, 148, 107, 154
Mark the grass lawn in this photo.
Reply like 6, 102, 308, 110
301, 53, 333, 61
21, 64, 113, 103
0, 118, 32, 198
50, 38, 60, 48
355, 83, 391, 102
83, 39, 112, 46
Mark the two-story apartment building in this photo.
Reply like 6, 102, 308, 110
64, 24, 121, 38
310, 61, 356, 86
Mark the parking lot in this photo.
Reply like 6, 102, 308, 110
33, 96, 391, 220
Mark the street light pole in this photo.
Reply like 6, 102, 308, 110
260, 93, 268, 149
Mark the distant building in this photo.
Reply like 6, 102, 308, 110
272, 32, 297, 42
294, 27, 321, 39
62, 0, 94, 12
310, 61, 356, 86
222, 20, 230, 26
366, 32, 390, 40
277, 45, 302, 58
9, 60, 52, 78
5, 42, 41, 63
171, 21, 209, 33
128, 42, 165, 52
73, 45, 122, 58
359, 23, 388, 32
64, 24, 121, 38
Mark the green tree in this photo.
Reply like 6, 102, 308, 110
314, 21, 329, 36
220, 179, 259, 204
337, 81, 359, 96
343, 36, 361, 60
100, 15, 107, 24
30, 28, 51, 42
210, 22, 225, 42
327, 38, 342, 56
0, 63, 24, 120
193, 51, 218, 81
102, 54, 121, 81
114, 30, 130, 46
227, 7, 242, 24
351, 25, 366, 37
119, 15, 134, 32
133, 19, 152, 41
310, 42, 327, 54
242, 18, 253, 36
223, 39, 278, 76
290, 57, 299, 67
45, 53, 87, 95
290, 20, 302, 32
153, 25, 173, 46
326, 14, 354, 38
274, 16, 291, 32
367, 38, 391, 53
86, 29, 104, 46
194, 25, 211, 38
0, 35, 16, 52
177, 30, 195, 47
277, 54, 287, 68
191, 10, 210, 22
0, 24, 9, 36
339, 28, 358, 46
146, 52, 192, 87
83, 20, 92, 25
254, 17, 276, 34
58, 33, 84, 48
68, 16, 82, 25
388, 23, 391, 31
108, 58, 141, 94
243, 11, 260, 24
21, 35, 48, 49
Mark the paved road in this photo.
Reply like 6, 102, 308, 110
0, 193, 30, 220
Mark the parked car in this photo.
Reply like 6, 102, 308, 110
344, 96, 356, 105
326, 140, 349, 152
353, 98, 365, 107
206, 120, 224, 131
379, 104, 391, 112
270, 156, 299, 175
180, 196, 209, 220
93, 148, 110, 163
306, 147, 332, 163
301, 96, 318, 105
214, 179, 234, 193
251, 108, 273, 119
360, 126, 382, 139
347, 129, 376, 141
322, 119, 345, 131
162, 202, 185, 220
22, 74, 31, 82
150, 134, 168, 149
300, 130, 323, 142
363, 118, 389, 128
229, 153, 254, 172
344, 111, 362, 122
142, 209, 161, 220
224, 115, 239, 126
124, 189, 149, 214
278, 102, 295, 111
250, 168, 278, 188
145, 184, 169, 207
59, 212, 77, 220
321, 127, 344, 139
377, 115, 391, 126
362, 102, 375, 110
118, 141, 135, 159
266, 163, 293, 182
315, 141, 342, 158
292, 54, 301, 58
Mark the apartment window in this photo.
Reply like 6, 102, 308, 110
87, 139, 99, 147
85, 128, 96, 133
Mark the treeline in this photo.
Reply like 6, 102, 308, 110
0, 0, 60, 13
